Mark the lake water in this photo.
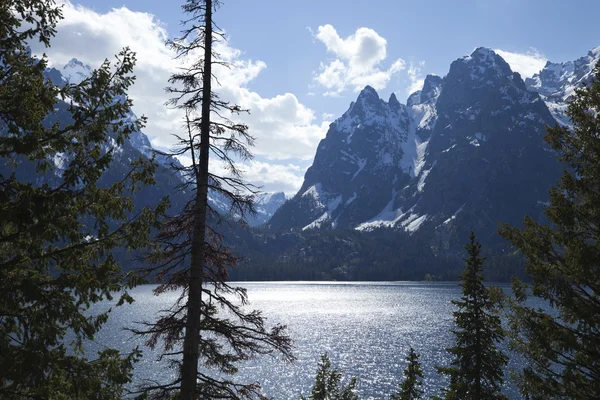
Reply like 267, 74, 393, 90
89, 282, 527, 399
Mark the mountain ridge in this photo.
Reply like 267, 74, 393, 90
268, 46, 597, 250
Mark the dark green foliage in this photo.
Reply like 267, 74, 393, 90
0, 1, 165, 398
499, 61, 600, 399
435, 232, 508, 400
391, 347, 423, 400
301, 354, 359, 400
230, 227, 466, 281
228, 225, 523, 282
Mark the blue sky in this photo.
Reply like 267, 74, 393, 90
35, 0, 600, 194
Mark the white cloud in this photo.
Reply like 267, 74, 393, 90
240, 161, 305, 195
311, 24, 406, 94
494, 49, 547, 78
407, 61, 426, 95
178, 158, 304, 196
321, 113, 335, 122
216, 88, 329, 161
29, 1, 328, 194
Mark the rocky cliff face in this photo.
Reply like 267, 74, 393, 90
269, 47, 573, 247
270, 86, 414, 230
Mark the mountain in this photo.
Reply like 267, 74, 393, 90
269, 84, 420, 230
247, 192, 287, 226
269, 47, 566, 249
1, 57, 190, 234
8, 58, 286, 228
401, 47, 561, 246
526, 46, 600, 126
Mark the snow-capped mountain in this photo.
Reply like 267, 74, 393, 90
269, 47, 568, 246
60, 58, 93, 85
49, 58, 157, 160
526, 46, 600, 126
53, 59, 287, 222
246, 192, 287, 226
269, 86, 413, 230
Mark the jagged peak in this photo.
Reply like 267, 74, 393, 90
357, 85, 380, 101
461, 47, 509, 69
388, 92, 400, 108
407, 74, 443, 106
60, 58, 93, 85
256, 191, 286, 204
64, 58, 88, 67
450, 46, 514, 84
406, 90, 422, 107
470, 46, 497, 59
422, 75, 443, 98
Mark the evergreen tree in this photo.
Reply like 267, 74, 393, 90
301, 354, 359, 400
499, 60, 600, 399
132, 1, 293, 398
0, 1, 164, 398
391, 347, 423, 400
435, 232, 508, 400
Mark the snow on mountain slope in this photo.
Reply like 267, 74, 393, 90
270, 47, 565, 242
246, 192, 287, 226
60, 58, 93, 85
268, 85, 415, 231
526, 46, 600, 126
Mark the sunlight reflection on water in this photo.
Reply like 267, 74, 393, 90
90, 281, 525, 399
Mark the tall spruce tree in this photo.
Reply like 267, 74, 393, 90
0, 1, 164, 398
435, 232, 508, 400
391, 347, 424, 400
499, 61, 600, 399
132, 1, 293, 399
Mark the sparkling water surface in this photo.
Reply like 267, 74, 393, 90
90, 282, 527, 399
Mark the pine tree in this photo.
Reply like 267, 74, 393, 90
0, 1, 164, 398
498, 60, 600, 399
301, 354, 359, 400
132, 1, 293, 398
435, 232, 508, 400
391, 347, 424, 400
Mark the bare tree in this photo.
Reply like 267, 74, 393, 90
131, 1, 294, 399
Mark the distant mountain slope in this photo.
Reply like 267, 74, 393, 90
5, 57, 287, 231
247, 192, 287, 226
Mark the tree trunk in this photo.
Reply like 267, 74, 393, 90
180, 0, 212, 398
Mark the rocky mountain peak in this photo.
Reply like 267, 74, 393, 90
388, 92, 401, 108
408, 74, 443, 106
60, 58, 93, 85
357, 85, 379, 101
256, 191, 286, 205
450, 47, 516, 87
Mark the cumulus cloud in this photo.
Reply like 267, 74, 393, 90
494, 49, 548, 78
29, 1, 327, 193
240, 161, 305, 195
311, 24, 406, 94
176, 158, 305, 195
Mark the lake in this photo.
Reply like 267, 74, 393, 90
89, 282, 527, 399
